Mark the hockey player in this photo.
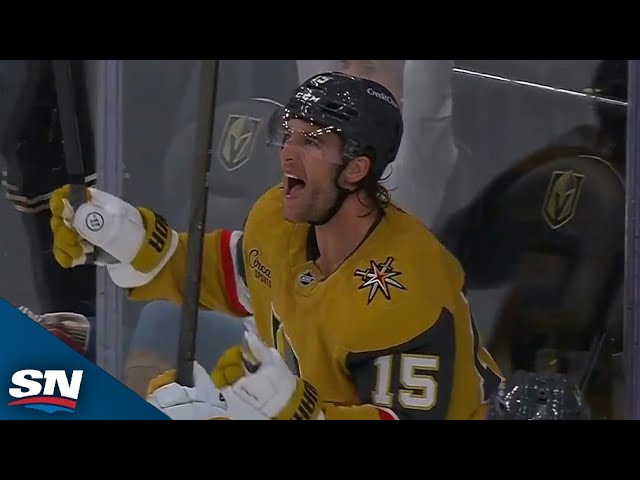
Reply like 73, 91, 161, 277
0, 60, 96, 360
125, 59, 457, 397
49, 72, 503, 420
438, 60, 627, 419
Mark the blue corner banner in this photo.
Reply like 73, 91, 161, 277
0, 298, 169, 420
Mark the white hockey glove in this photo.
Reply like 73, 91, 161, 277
212, 330, 325, 420
50, 184, 179, 288
146, 361, 269, 420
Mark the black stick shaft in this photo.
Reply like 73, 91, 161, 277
176, 60, 220, 387
51, 60, 86, 209
52, 59, 117, 266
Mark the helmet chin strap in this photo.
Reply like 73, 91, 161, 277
308, 162, 357, 227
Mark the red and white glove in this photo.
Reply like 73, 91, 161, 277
212, 330, 325, 420
19, 306, 91, 355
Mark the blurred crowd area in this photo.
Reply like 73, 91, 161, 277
0, 60, 628, 418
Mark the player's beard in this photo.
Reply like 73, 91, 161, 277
283, 179, 339, 225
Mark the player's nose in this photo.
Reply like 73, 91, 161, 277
279, 139, 301, 167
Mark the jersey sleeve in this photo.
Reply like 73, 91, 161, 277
128, 228, 252, 317
340, 306, 456, 420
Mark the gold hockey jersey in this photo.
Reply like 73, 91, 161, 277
130, 184, 504, 420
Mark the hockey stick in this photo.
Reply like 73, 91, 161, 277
51, 60, 87, 211
175, 60, 221, 387
52, 60, 117, 265
578, 331, 607, 393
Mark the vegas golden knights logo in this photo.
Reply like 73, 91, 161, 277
542, 170, 585, 230
218, 114, 262, 172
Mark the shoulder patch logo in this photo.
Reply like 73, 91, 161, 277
542, 170, 585, 230
354, 257, 406, 305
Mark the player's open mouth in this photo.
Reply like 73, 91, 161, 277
285, 174, 306, 198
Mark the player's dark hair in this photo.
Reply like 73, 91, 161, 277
347, 145, 391, 218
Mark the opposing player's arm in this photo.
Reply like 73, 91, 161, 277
129, 228, 252, 317
333, 306, 455, 420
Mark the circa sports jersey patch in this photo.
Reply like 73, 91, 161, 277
248, 248, 271, 288
354, 257, 406, 305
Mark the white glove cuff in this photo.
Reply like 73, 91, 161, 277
106, 229, 178, 288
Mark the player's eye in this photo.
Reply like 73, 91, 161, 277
304, 137, 320, 147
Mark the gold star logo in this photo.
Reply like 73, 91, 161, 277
354, 257, 406, 305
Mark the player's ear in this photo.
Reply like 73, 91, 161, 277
341, 155, 371, 188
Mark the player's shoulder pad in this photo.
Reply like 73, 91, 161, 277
244, 182, 286, 233
387, 204, 465, 302
342, 206, 465, 353
241, 183, 295, 271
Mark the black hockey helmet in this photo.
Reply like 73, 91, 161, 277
586, 60, 628, 151
268, 71, 404, 180
487, 370, 591, 420
590, 59, 628, 104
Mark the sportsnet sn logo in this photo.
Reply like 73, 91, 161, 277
7, 369, 83, 414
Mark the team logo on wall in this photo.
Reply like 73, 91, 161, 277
542, 170, 585, 230
218, 114, 262, 171
354, 256, 406, 305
